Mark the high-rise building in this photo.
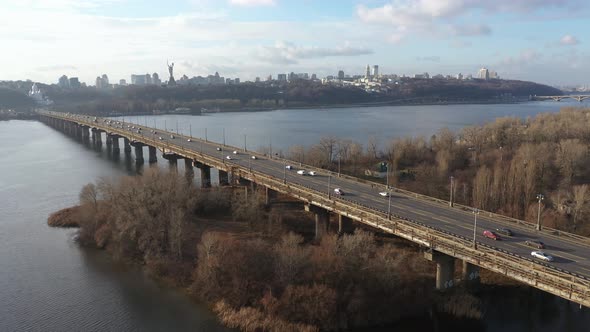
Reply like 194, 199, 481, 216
119, 79, 127, 86
152, 73, 161, 85
95, 76, 104, 88
234, 78, 240, 84
68, 77, 81, 88
365, 64, 371, 78
338, 70, 344, 79
372, 65, 379, 77
101, 74, 109, 86
311, 73, 317, 80
478, 67, 490, 80
145, 73, 152, 85
277, 74, 287, 81
131, 74, 147, 85
489, 71, 499, 79
58, 75, 70, 88
456, 73, 463, 80
255, 77, 261, 83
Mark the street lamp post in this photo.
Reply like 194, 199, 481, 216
328, 173, 332, 199
472, 208, 480, 249
449, 176, 454, 207
536, 194, 545, 231
387, 191, 392, 220
338, 153, 341, 177
223, 128, 226, 146
189, 124, 192, 139
283, 160, 287, 184
205, 128, 208, 142
386, 162, 390, 189
244, 134, 247, 152
176, 121, 179, 135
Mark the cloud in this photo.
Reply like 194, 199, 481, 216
415, 56, 440, 62
498, 49, 542, 67
36, 65, 78, 72
560, 34, 579, 46
357, 0, 579, 42
449, 24, 491, 36
253, 41, 373, 65
229, 0, 275, 6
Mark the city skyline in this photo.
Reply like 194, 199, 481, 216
1, 0, 589, 86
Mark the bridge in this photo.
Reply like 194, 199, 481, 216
39, 111, 590, 307
532, 95, 590, 102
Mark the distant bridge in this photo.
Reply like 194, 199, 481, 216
39, 111, 590, 307
532, 95, 590, 102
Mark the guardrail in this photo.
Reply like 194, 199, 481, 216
40, 112, 590, 306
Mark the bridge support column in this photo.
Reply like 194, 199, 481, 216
148, 146, 157, 163
461, 261, 480, 285
338, 215, 353, 234
109, 135, 120, 154
134, 145, 144, 164
219, 170, 229, 186
197, 164, 211, 188
305, 204, 329, 240
123, 138, 132, 154
265, 187, 277, 205
314, 209, 330, 240
424, 251, 456, 290
185, 159, 194, 185
81, 126, 90, 142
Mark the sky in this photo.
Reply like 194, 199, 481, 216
1, 0, 589, 86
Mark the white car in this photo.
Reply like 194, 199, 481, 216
297, 170, 307, 175
379, 191, 390, 197
285, 165, 293, 170
308, 171, 316, 176
531, 251, 554, 262
334, 188, 343, 195
187, 138, 192, 142
232, 150, 238, 154
170, 135, 175, 139
226, 155, 232, 160
251, 155, 257, 160
158, 136, 163, 140
216, 147, 222, 151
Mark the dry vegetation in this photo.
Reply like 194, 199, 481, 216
73, 168, 449, 330
285, 107, 590, 235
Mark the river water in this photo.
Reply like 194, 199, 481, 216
2, 101, 589, 331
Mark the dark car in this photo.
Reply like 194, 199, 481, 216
525, 240, 545, 249
483, 230, 500, 240
495, 228, 513, 236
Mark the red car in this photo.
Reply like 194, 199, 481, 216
483, 230, 500, 240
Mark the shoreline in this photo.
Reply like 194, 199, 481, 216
103, 99, 532, 117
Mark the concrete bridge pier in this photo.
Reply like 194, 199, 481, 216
134, 145, 144, 164
123, 138, 132, 154
424, 250, 456, 290
148, 146, 157, 163
462, 261, 480, 285
196, 163, 211, 188
162, 152, 180, 171
338, 215, 353, 234
81, 126, 90, 142
108, 135, 120, 155
219, 170, 229, 186
185, 159, 194, 184
305, 204, 330, 240
264, 187, 277, 205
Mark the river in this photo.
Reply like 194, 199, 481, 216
1, 101, 589, 331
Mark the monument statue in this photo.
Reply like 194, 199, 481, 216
167, 60, 176, 85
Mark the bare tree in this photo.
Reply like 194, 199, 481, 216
572, 185, 589, 230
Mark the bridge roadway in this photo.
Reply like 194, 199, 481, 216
41, 111, 590, 306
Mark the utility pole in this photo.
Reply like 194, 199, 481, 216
205, 128, 208, 142
189, 124, 192, 139
536, 194, 544, 231
338, 153, 341, 177
472, 208, 479, 249
223, 128, 226, 146
283, 160, 287, 184
244, 134, 247, 152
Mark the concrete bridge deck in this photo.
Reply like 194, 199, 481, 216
40, 111, 590, 307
